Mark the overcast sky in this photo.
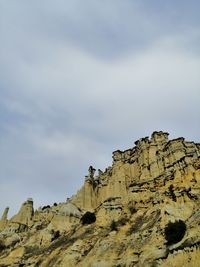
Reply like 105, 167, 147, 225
0, 1, 200, 217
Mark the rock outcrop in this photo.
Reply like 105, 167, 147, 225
0, 207, 9, 231
10, 198, 34, 226
0, 131, 200, 267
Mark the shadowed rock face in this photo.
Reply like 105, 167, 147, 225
0, 131, 200, 267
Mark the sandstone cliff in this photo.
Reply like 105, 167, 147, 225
0, 131, 200, 267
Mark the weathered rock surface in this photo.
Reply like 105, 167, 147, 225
0, 207, 9, 232
0, 131, 200, 266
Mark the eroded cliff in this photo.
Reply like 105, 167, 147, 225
0, 131, 200, 267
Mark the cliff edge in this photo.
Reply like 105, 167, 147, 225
0, 131, 200, 267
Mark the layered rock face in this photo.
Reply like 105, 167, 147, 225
0, 208, 9, 231
0, 131, 200, 267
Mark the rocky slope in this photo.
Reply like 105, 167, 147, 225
0, 131, 200, 267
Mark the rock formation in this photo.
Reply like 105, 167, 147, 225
0, 207, 9, 231
10, 198, 34, 226
0, 131, 200, 266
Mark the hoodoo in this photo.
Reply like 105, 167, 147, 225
0, 131, 200, 266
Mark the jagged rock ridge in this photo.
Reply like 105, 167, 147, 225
0, 131, 200, 267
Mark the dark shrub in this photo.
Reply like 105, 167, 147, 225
129, 206, 137, 214
110, 220, 118, 231
53, 203, 57, 206
0, 240, 5, 252
81, 212, 96, 225
42, 205, 51, 210
164, 220, 186, 245
51, 230, 60, 242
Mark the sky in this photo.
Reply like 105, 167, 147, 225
0, 1, 200, 217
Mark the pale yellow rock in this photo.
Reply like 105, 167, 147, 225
10, 198, 34, 226
0, 207, 9, 231
0, 247, 25, 266
0, 131, 200, 267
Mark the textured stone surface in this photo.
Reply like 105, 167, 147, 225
0, 207, 9, 231
0, 131, 200, 266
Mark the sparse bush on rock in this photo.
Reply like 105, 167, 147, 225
110, 220, 118, 231
42, 205, 51, 211
0, 240, 5, 252
81, 212, 96, 225
51, 230, 60, 242
164, 220, 186, 245
128, 206, 137, 214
